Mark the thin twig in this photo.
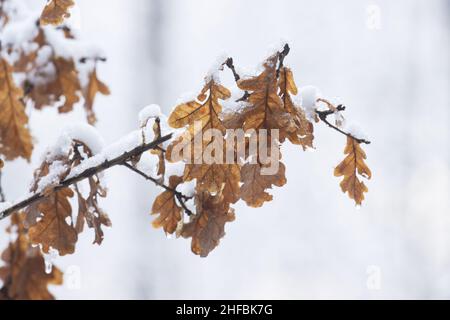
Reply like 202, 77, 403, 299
0, 171, 5, 202
0, 133, 173, 221
315, 104, 371, 145
122, 162, 193, 216
276, 43, 290, 78
224, 58, 240, 82
224, 43, 291, 102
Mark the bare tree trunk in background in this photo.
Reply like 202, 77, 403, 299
131, 0, 167, 299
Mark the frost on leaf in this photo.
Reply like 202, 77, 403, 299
181, 192, 235, 257
151, 175, 183, 234
40, 0, 75, 26
0, 213, 63, 300
0, 58, 33, 161
334, 137, 372, 205
83, 67, 110, 125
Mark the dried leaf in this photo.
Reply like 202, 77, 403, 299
167, 80, 240, 197
0, 58, 33, 161
83, 67, 110, 125
334, 137, 372, 205
151, 176, 183, 234
74, 179, 111, 245
240, 162, 287, 208
0, 213, 63, 300
236, 56, 296, 139
149, 119, 165, 179
278, 67, 314, 149
181, 192, 235, 257
29, 187, 77, 255
40, 0, 75, 26
29, 57, 81, 112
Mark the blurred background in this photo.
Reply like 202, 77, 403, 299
1, 0, 449, 299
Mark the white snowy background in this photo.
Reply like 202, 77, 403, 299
1, 0, 449, 299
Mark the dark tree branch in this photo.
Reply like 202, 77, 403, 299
223, 57, 250, 103
122, 162, 193, 216
0, 133, 174, 221
315, 104, 371, 145
224, 57, 240, 82
276, 43, 290, 78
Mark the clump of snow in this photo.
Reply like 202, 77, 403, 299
0, 202, 13, 212
175, 91, 200, 106
35, 124, 105, 192
164, 162, 186, 185
344, 123, 369, 141
62, 123, 105, 155
300, 85, 321, 120
36, 160, 69, 193
0, 15, 39, 48
176, 179, 196, 198
45, 123, 104, 161
136, 152, 160, 178
265, 38, 290, 58
204, 52, 229, 83
139, 104, 162, 127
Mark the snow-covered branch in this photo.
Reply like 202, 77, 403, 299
0, 133, 173, 221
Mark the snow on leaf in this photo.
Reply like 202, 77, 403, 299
40, 0, 75, 26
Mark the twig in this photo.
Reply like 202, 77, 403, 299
224, 58, 240, 82
0, 133, 173, 221
223, 57, 250, 102
276, 43, 290, 78
224, 43, 291, 102
0, 171, 5, 202
315, 104, 371, 145
122, 162, 193, 216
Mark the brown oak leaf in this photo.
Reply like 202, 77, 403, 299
151, 175, 183, 234
29, 187, 77, 255
181, 192, 235, 257
167, 80, 240, 199
83, 67, 110, 125
278, 67, 314, 149
0, 58, 33, 161
240, 162, 287, 208
40, 0, 75, 26
0, 213, 63, 300
236, 55, 296, 139
334, 137, 372, 205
